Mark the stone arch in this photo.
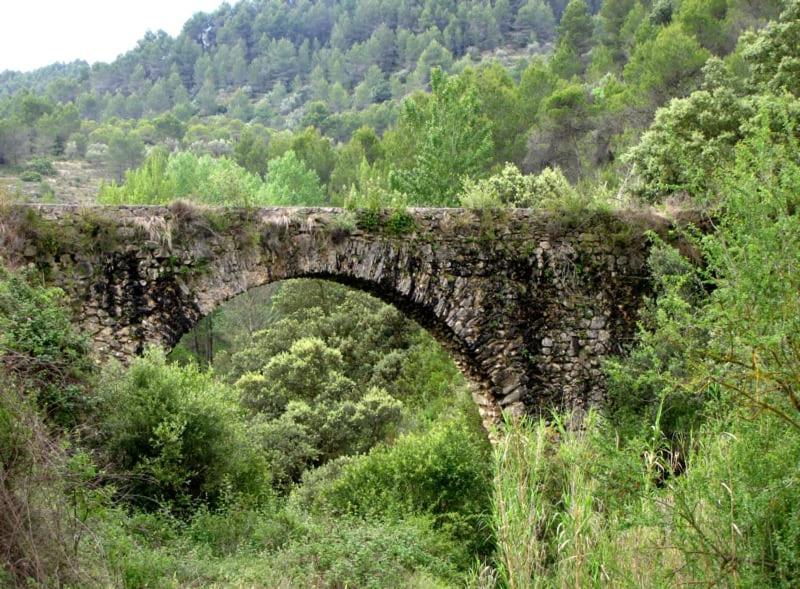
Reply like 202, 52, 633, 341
2, 204, 665, 428
180, 269, 509, 428
175, 271, 506, 428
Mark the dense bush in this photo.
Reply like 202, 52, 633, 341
95, 349, 270, 512
459, 163, 577, 209
19, 170, 41, 183
297, 418, 493, 564
0, 268, 93, 427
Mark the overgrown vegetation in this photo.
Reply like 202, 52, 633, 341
1, 273, 491, 587
2, 0, 800, 587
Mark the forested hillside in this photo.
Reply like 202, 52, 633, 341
0, 0, 783, 202
1, 0, 799, 587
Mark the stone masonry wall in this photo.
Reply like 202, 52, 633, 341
0, 203, 674, 429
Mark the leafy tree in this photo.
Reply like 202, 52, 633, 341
261, 150, 325, 205
389, 69, 494, 206
234, 127, 270, 178
145, 79, 172, 115
153, 112, 186, 141
649, 0, 674, 26
526, 83, 594, 179
304, 418, 492, 563
415, 39, 454, 87
99, 147, 176, 203
598, 0, 637, 62
514, 0, 558, 45
0, 268, 92, 428
350, 125, 383, 164
742, 0, 800, 96
557, 0, 596, 58
623, 23, 710, 106
196, 74, 219, 116
626, 61, 751, 200
227, 89, 254, 121
105, 129, 145, 181
288, 126, 337, 184
461, 64, 525, 165
329, 140, 367, 197
676, 0, 729, 53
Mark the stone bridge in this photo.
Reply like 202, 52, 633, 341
0, 203, 679, 426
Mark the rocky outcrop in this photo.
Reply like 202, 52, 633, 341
0, 203, 673, 429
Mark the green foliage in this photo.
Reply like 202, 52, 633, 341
0, 268, 92, 427
24, 156, 57, 177
587, 86, 800, 588
300, 418, 493, 563
95, 349, 270, 512
195, 279, 487, 499
19, 170, 41, 183
273, 515, 461, 588
3, 0, 783, 206
676, 0, 729, 53
626, 61, 750, 200
699, 106, 800, 427
667, 408, 800, 586
99, 149, 267, 206
557, 0, 596, 59
0, 379, 109, 587
623, 23, 710, 105
388, 69, 494, 206
605, 240, 708, 442
525, 82, 594, 179
385, 207, 416, 234
4, 4, 800, 587
628, 3, 800, 201
230, 330, 402, 482
105, 130, 146, 181
98, 147, 177, 204
260, 149, 325, 205
459, 163, 577, 209
742, 0, 800, 96
233, 127, 269, 178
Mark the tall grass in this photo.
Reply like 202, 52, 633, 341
489, 403, 800, 589
492, 416, 551, 589
490, 412, 685, 589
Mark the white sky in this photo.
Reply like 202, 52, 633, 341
0, 0, 225, 73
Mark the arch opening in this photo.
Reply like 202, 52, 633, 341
167, 277, 495, 491
169, 276, 502, 433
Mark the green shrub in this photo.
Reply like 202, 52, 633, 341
299, 418, 493, 563
258, 149, 326, 205
670, 410, 800, 586
186, 499, 298, 557
386, 207, 416, 234
459, 177, 506, 209
95, 349, 270, 512
25, 157, 57, 177
0, 268, 93, 428
458, 163, 578, 209
98, 149, 267, 206
0, 378, 109, 587
273, 515, 460, 588
605, 240, 709, 443
328, 209, 357, 239
19, 170, 42, 182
